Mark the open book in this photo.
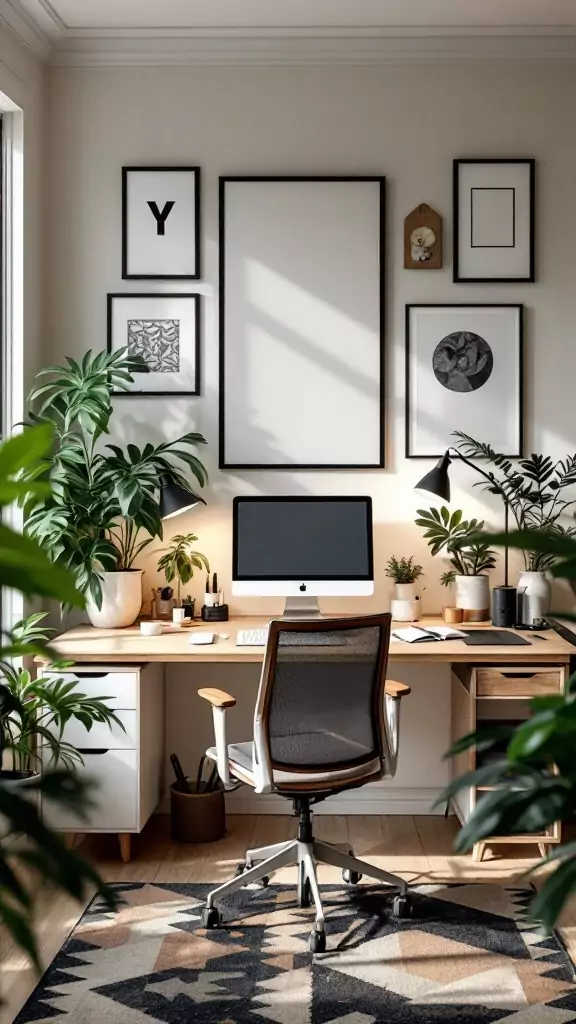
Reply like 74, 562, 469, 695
391, 625, 468, 643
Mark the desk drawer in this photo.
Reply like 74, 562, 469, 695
42, 671, 139, 710
42, 748, 138, 831
43, 710, 137, 750
476, 667, 562, 697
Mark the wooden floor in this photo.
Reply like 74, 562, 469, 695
2, 814, 575, 1023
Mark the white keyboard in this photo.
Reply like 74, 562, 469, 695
236, 628, 269, 646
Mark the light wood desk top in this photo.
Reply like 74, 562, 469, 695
48, 616, 576, 665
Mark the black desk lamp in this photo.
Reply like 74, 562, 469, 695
160, 477, 206, 521
415, 448, 510, 586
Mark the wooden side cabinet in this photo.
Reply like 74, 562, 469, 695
41, 662, 165, 862
450, 662, 566, 861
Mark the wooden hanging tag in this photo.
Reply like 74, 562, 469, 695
404, 204, 442, 269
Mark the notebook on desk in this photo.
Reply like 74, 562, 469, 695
391, 626, 531, 646
391, 625, 467, 643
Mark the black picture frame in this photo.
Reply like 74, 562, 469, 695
122, 166, 201, 280
453, 159, 535, 283
218, 175, 386, 470
405, 303, 524, 459
107, 292, 202, 397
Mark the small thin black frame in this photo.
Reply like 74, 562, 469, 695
232, 496, 374, 580
107, 292, 202, 397
405, 303, 524, 459
453, 159, 535, 283
218, 175, 386, 471
122, 166, 201, 280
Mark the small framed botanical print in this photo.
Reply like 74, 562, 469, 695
107, 293, 201, 396
453, 159, 535, 282
122, 166, 201, 279
406, 304, 523, 458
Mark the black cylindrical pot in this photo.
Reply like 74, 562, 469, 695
492, 586, 517, 627
170, 780, 225, 843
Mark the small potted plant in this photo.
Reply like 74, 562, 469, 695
156, 533, 210, 609
385, 556, 424, 622
415, 506, 496, 621
182, 595, 195, 620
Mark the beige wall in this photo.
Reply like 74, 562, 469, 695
44, 63, 576, 618
45, 61, 576, 808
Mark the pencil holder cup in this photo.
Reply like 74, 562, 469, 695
170, 780, 225, 843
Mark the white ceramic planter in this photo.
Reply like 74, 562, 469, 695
518, 570, 550, 621
394, 583, 417, 602
86, 570, 143, 629
391, 597, 421, 622
454, 575, 490, 622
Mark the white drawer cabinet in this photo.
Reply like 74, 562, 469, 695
41, 663, 164, 861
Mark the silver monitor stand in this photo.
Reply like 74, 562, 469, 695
282, 596, 322, 619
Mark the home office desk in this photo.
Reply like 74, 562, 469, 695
44, 617, 576, 862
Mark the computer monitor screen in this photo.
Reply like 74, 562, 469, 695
232, 497, 373, 599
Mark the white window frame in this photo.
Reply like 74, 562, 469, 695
0, 101, 25, 633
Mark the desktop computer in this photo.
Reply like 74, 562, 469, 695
232, 496, 374, 619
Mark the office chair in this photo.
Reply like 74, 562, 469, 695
198, 613, 411, 952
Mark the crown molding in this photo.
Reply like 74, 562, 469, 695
0, 0, 51, 56
48, 26, 576, 67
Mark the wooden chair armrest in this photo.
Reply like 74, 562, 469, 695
198, 687, 237, 709
385, 679, 411, 699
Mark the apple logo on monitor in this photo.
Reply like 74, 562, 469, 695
299, 583, 307, 592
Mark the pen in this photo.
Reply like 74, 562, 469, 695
212, 572, 218, 595
205, 575, 210, 594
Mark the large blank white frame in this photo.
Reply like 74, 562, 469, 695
219, 176, 385, 469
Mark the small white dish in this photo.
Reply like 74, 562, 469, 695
219, 633, 229, 640
189, 632, 215, 645
140, 621, 163, 637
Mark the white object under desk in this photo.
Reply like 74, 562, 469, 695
41, 662, 164, 863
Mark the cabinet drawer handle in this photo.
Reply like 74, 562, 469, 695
73, 673, 109, 679
500, 672, 536, 679
76, 748, 109, 755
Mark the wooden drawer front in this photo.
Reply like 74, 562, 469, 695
42, 749, 138, 831
476, 668, 562, 697
44, 710, 137, 750
42, 671, 138, 709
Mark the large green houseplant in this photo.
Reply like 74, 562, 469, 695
25, 349, 209, 627
445, 527, 576, 931
0, 424, 116, 970
454, 432, 576, 572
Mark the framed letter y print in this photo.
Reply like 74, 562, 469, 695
453, 159, 535, 282
122, 166, 201, 279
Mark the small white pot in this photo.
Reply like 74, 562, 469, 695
391, 598, 421, 622
518, 570, 550, 621
86, 570, 143, 629
454, 575, 490, 622
394, 583, 417, 601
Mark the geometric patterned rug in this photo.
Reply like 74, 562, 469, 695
14, 881, 576, 1023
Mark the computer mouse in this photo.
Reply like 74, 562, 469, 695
219, 633, 229, 640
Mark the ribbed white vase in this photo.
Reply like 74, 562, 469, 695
86, 570, 143, 629
454, 575, 490, 622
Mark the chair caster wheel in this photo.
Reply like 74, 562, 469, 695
201, 907, 222, 929
309, 928, 326, 953
391, 895, 412, 919
342, 869, 362, 884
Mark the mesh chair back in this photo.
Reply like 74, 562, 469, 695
256, 615, 391, 772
